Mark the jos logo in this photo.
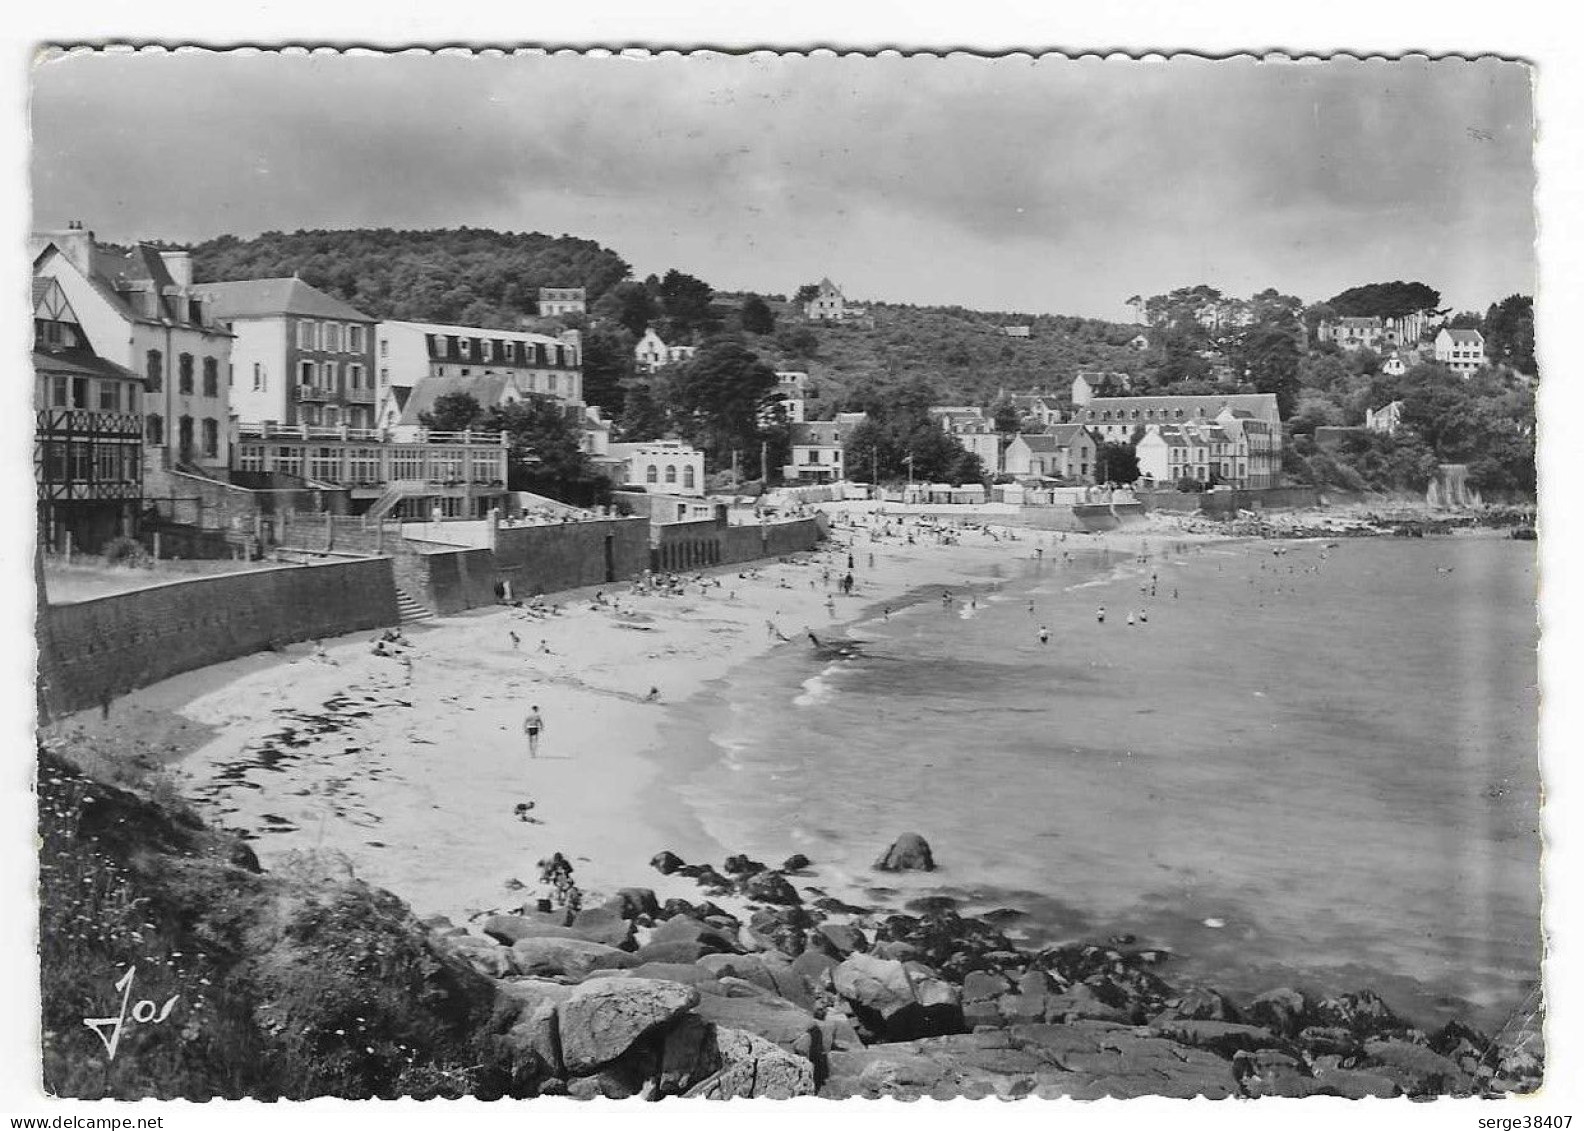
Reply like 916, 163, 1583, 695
83, 965, 180, 1061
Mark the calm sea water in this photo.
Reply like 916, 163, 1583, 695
655, 533, 1541, 1032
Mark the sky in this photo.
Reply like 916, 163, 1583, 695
29, 49, 1536, 321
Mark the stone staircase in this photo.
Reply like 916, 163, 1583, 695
394, 587, 435, 624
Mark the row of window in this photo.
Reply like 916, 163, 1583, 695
143, 414, 221, 459
40, 375, 141, 414
433, 365, 570, 394
429, 334, 577, 368
297, 320, 368, 354
37, 440, 142, 485
642, 463, 698, 488
235, 442, 503, 485
297, 361, 371, 389
143, 350, 222, 397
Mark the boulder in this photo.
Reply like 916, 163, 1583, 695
659, 897, 698, 920
596, 887, 659, 921
694, 988, 823, 1061
1362, 1038, 1475, 1095
1042, 983, 1132, 1025
656, 1011, 722, 1096
873, 832, 936, 872
634, 940, 713, 965
565, 1055, 650, 1099
782, 853, 813, 872
1311, 989, 1403, 1037
1246, 986, 1309, 1037
742, 870, 802, 906
1309, 1061, 1403, 1098
483, 913, 580, 946
833, 952, 964, 1042
1149, 1018, 1284, 1057
569, 906, 638, 950
509, 937, 637, 979
648, 914, 737, 954
556, 977, 700, 1075
813, 922, 867, 958
502, 1000, 563, 1078
790, 948, 837, 991
650, 850, 685, 875
444, 935, 514, 978
684, 1027, 817, 1099
722, 853, 767, 876
1158, 985, 1242, 1023
625, 961, 715, 986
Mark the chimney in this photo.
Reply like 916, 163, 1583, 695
50, 221, 94, 276
159, 249, 193, 288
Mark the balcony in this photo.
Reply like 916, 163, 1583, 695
294, 385, 345, 405
236, 420, 509, 446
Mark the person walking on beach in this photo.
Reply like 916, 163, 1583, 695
1038, 625, 1051, 645
524, 706, 544, 758
1096, 606, 1106, 624
1126, 611, 1136, 627
509, 630, 521, 651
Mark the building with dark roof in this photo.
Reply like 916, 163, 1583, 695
1077, 393, 1282, 488
199, 277, 379, 430
34, 223, 234, 475
1434, 327, 1487, 376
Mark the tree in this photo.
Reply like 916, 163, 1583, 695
1094, 441, 1140, 485
1235, 327, 1303, 418
793, 283, 821, 306
478, 396, 605, 503
774, 326, 819, 360
419, 392, 484, 432
1448, 311, 1485, 330
668, 339, 779, 466
991, 399, 1021, 433
591, 281, 657, 337
741, 296, 776, 336
1484, 294, 1536, 375
657, 269, 716, 338
1326, 281, 1442, 320
579, 324, 635, 418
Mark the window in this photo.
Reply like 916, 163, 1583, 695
178, 353, 194, 394
146, 414, 164, 445
349, 325, 364, 352
683, 465, 695, 489
325, 323, 342, 352
298, 321, 315, 349
481, 340, 493, 362
646, 465, 658, 484
431, 334, 448, 358
349, 364, 364, 390
459, 338, 472, 359
71, 378, 88, 409
202, 418, 219, 458
202, 357, 219, 397
665, 465, 678, 484
500, 341, 516, 363
548, 374, 558, 393
253, 363, 264, 391
145, 349, 163, 392
98, 382, 121, 412
379, 337, 388, 358
300, 361, 315, 385
178, 415, 194, 460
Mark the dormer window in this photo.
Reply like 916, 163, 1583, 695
481, 340, 494, 362
459, 339, 472, 359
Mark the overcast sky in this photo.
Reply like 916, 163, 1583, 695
29, 49, 1535, 320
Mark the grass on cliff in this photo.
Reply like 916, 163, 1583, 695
36, 736, 512, 1100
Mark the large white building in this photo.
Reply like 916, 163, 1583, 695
376, 320, 584, 428
786, 412, 867, 482
1434, 328, 1487, 376
603, 440, 705, 496
537, 287, 587, 317
804, 278, 847, 322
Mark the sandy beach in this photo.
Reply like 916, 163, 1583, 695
54, 511, 1199, 930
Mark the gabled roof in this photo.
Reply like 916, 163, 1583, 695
199, 277, 374, 322
1077, 393, 1281, 426
36, 240, 232, 336
32, 278, 51, 307
1045, 423, 1090, 446
398, 374, 517, 425
1442, 328, 1484, 345
1014, 433, 1059, 452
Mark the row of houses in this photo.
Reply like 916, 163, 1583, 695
1317, 315, 1488, 377
31, 223, 707, 554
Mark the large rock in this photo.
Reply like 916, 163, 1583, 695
1311, 989, 1403, 1037
742, 870, 802, 906
483, 913, 581, 946
650, 850, 685, 875
832, 952, 964, 1042
1246, 986, 1309, 1037
656, 1012, 722, 1095
625, 961, 716, 986
1362, 1038, 1475, 1095
684, 1027, 816, 1099
1149, 1018, 1284, 1057
722, 853, 768, 876
444, 934, 515, 978
509, 937, 637, 979
556, 977, 700, 1075
609, 887, 661, 920
1157, 985, 1242, 1023
694, 988, 823, 1062
569, 906, 638, 950
701, 952, 817, 1011
648, 914, 737, 954
813, 922, 867, 958
873, 832, 936, 872
634, 940, 714, 965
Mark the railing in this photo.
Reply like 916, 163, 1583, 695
237, 421, 509, 446
293, 386, 344, 405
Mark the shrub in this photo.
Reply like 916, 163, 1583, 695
101, 536, 152, 568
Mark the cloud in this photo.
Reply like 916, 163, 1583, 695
29, 49, 1535, 316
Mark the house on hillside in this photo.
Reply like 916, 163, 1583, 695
765, 371, 809, 424
1129, 332, 1150, 351
1317, 312, 1433, 353
1366, 401, 1404, 436
1434, 328, 1486, 376
786, 412, 867, 482
33, 275, 146, 553
1381, 351, 1408, 377
804, 278, 847, 322
199, 277, 379, 431
1003, 325, 1031, 338
537, 287, 587, 317
33, 222, 234, 477
1008, 392, 1064, 428
634, 328, 698, 373
377, 320, 583, 416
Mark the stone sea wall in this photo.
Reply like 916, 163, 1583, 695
37, 557, 399, 719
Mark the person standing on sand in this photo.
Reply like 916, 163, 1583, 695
509, 630, 520, 650
1038, 625, 1051, 645
1096, 606, 1106, 624
524, 706, 544, 758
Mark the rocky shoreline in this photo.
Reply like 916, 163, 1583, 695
1158, 502, 1536, 541
428, 833, 1545, 1100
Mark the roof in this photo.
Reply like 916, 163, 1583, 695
1015, 433, 1059, 453
33, 347, 141, 383
31, 278, 50, 307
1442, 328, 1484, 345
1046, 423, 1090, 446
199, 277, 374, 322
37, 241, 232, 336
1334, 316, 1383, 329
1077, 393, 1281, 426
398, 374, 516, 425
385, 319, 568, 346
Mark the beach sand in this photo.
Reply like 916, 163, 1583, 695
53, 510, 1204, 929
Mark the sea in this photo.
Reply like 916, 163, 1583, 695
653, 531, 1542, 1034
